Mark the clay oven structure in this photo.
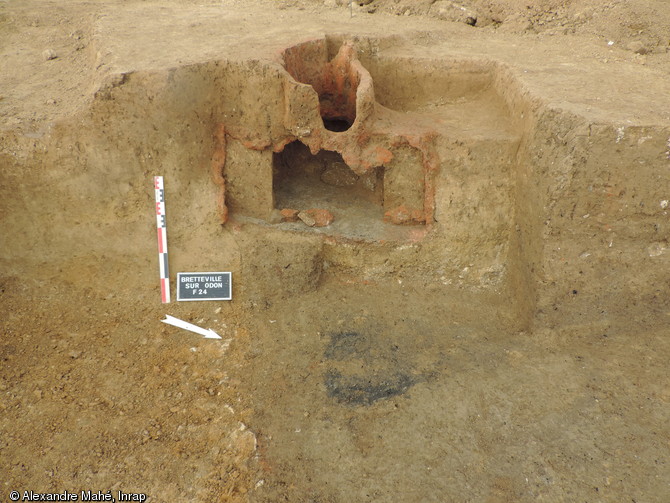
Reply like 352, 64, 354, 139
211, 39, 438, 238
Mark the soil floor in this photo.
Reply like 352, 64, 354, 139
2, 1, 670, 502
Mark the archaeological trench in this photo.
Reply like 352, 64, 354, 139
4, 33, 666, 325
2, 8, 670, 502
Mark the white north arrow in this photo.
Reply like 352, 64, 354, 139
161, 314, 222, 339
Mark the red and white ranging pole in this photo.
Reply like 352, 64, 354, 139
154, 176, 170, 303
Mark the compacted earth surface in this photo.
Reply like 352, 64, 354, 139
1, 1, 670, 502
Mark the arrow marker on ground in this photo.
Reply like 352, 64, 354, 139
161, 314, 222, 339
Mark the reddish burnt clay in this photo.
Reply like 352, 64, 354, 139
211, 39, 441, 234
303, 208, 335, 227
210, 123, 228, 224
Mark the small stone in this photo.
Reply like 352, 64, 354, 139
432, 1, 478, 23
298, 211, 316, 227
297, 211, 316, 227
280, 208, 300, 222
68, 349, 82, 359
298, 209, 334, 227
42, 49, 57, 61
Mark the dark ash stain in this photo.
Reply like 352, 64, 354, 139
324, 370, 415, 406
323, 330, 416, 406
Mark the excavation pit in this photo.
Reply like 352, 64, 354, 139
3, 9, 670, 501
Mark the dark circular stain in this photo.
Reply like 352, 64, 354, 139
323, 330, 416, 406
